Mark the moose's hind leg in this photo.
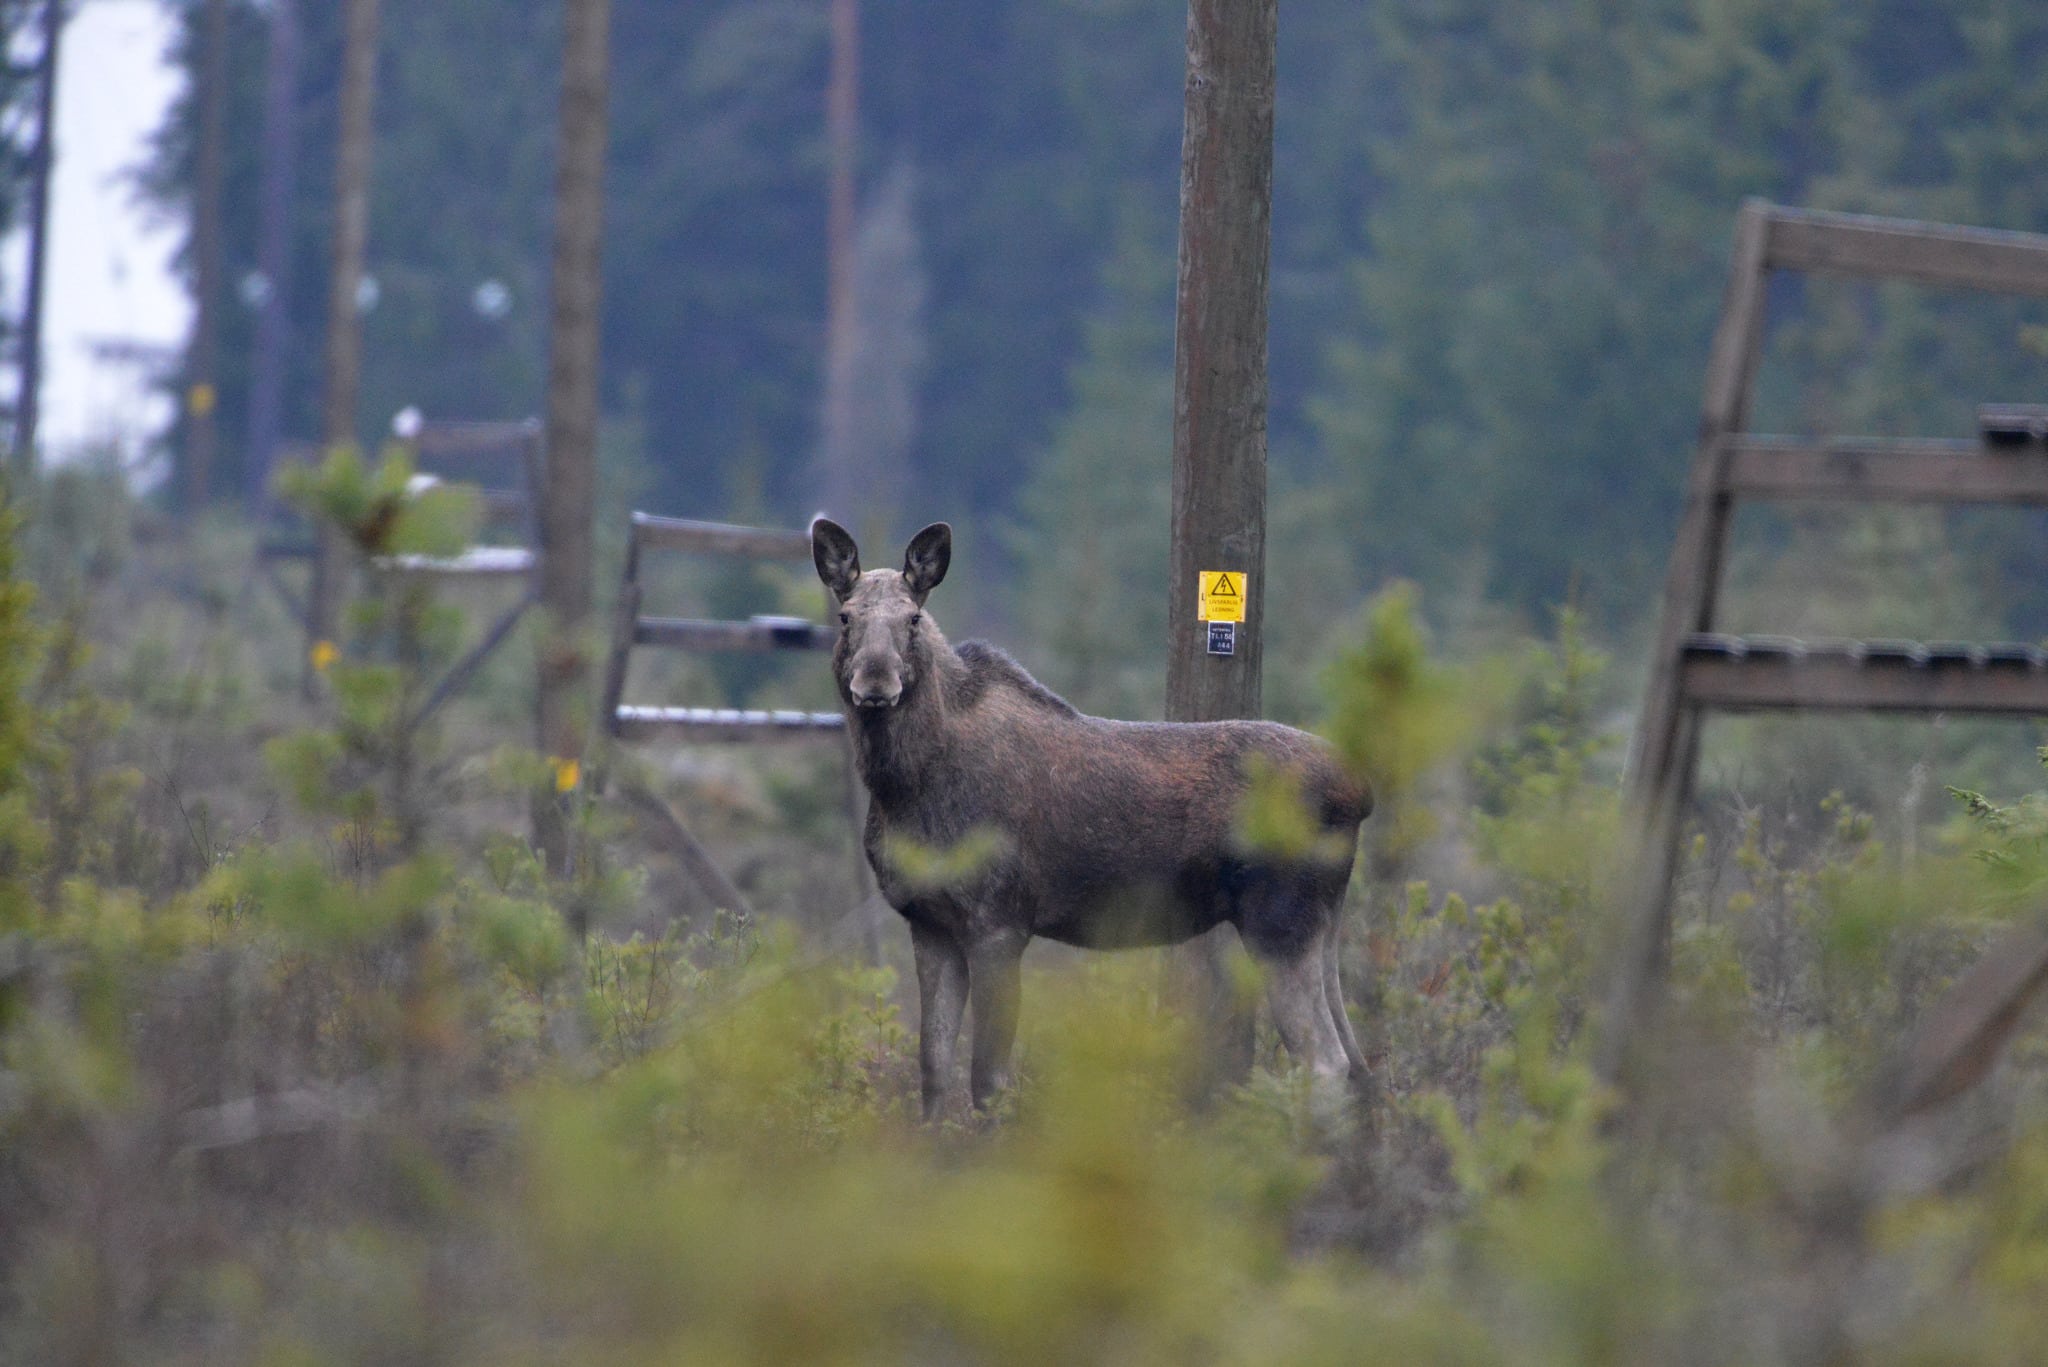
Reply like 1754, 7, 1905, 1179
1322, 919, 1370, 1085
1259, 941, 1353, 1083
1235, 874, 1351, 1084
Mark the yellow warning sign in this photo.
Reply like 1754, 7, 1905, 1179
1198, 570, 1247, 623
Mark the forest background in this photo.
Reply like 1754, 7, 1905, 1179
133, 0, 2048, 719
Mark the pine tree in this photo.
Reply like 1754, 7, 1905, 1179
1008, 190, 1175, 720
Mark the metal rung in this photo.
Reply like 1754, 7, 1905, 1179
634, 615, 834, 653
1680, 634, 2048, 714
377, 546, 535, 577
1722, 436, 2048, 505
1980, 404, 2048, 447
612, 705, 845, 742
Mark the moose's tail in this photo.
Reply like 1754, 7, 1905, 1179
1320, 767, 1373, 833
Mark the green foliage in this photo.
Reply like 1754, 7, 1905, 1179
1469, 607, 1623, 924
274, 441, 481, 559
1008, 190, 1175, 720
1947, 747, 2048, 911
1321, 582, 1477, 871
878, 826, 1013, 898
0, 495, 45, 932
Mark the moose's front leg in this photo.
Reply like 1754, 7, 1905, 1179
966, 929, 1028, 1113
910, 919, 968, 1122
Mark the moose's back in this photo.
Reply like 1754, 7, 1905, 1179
899, 645, 1369, 950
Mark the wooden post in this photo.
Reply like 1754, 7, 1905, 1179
1165, 0, 1277, 1086
1166, 0, 1274, 724
184, 0, 230, 510
305, 0, 381, 694
1598, 202, 1771, 1081
12, 0, 65, 476
534, 0, 612, 873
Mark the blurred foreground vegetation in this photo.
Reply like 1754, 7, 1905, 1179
3, 465, 2048, 1365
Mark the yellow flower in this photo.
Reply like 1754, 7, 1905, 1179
309, 640, 340, 673
186, 381, 218, 418
552, 757, 581, 793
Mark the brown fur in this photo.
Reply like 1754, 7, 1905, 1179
813, 519, 1372, 1117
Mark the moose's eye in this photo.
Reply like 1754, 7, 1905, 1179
909, 612, 922, 628
838, 612, 849, 626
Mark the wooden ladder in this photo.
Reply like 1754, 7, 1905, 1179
599, 512, 844, 741
599, 512, 875, 944
258, 418, 546, 729
1607, 201, 2048, 1061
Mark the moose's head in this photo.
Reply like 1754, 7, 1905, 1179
811, 518, 952, 711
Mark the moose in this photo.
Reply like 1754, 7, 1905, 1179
812, 518, 1372, 1118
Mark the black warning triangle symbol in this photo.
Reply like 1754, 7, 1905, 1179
1211, 574, 1239, 597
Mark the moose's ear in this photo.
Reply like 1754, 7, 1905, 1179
902, 522, 952, 604
811, 517, 862, 601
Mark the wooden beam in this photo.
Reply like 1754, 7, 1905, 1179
633, 616, 834, 653
1680, 638, 2048, 714
1627, 199, 1773, 795
1880, 917, 2048, 1119
413, 418, 541, 456
616, 781, 757, 920
599, 535, 642, 733
405, 589, 540, 731
1723, 437, 2048, 505
630, 512, 812, 561
1603, 201, 1774, 1086
1764, 205, 2048, 298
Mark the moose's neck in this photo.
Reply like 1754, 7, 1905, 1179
848, 628, 969, 806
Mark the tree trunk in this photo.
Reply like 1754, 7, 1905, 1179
1165, 0, 1277, 1091
12, 0, 66, 477
305, 0, 381, 695
534, 0, 612, 873
815, 0, 863, 527
245, 0, 300, 508
184, 0, 230, 510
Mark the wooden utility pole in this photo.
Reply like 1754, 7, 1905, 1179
246, 0, 299, 506
815, 0, 860, 527
185, 0, 230, 509
13, 0, 66, 476
1165, 0, 1277, 1085
534, 0, 612, 872
305, 0, 381, 692
1165, 0, 1274, 725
